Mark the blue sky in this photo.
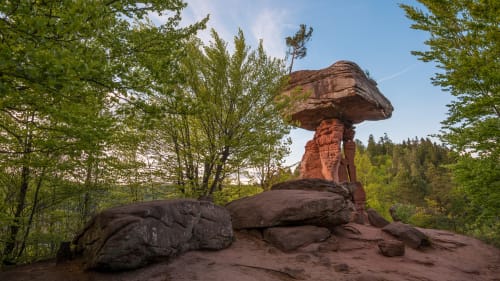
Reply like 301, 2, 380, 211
154, 0, 453, 166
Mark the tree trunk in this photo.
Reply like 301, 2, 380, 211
16, 168, 45, 259
208, 147, 230, 195
81, 154, 94, 226
288, 53, 296, 75
2, 113, 34, 264
2, 165, 30, 265
202, 155, 216, 195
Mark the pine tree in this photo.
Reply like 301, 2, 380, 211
285, 24, 313, 74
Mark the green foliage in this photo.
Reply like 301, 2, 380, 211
357, 134, 499, 246
400, 0, 499, 157
357, 137, 456, 220
285, 24, 313, 74
0, 0, 292, 266
151, 29, 291, 197
449, 155, 500, 245
390, 201, 457, 232
401, 0, 499, 246
0, 0, 205, 265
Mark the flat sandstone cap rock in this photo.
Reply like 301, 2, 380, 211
282, 60, 394, 130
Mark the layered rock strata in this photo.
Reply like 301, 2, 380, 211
282, 60, 393, 130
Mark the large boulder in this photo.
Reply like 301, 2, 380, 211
263, 225, 331, 251
271, 178, 355, 200
73, 199, 233, 271
282, 60, 393, 130
226, 190, 353, 230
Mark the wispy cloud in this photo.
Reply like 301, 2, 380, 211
250, 8, 289, 58
376, 63, 418, 83
150, 1, 292, 59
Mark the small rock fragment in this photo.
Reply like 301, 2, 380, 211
378, 240, 405, 257
333, 263, 350, 272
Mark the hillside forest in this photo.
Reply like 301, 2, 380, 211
0, 0, 498, 265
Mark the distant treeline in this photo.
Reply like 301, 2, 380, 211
355, 134, 498, 247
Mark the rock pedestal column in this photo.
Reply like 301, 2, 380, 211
342, 125, 357, 182
299, 119, 367, 223
300, 140, 323, 179
316, 119, 344, 182
282, 61, 394, 226
300, 119, 344, 181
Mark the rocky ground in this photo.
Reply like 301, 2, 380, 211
1, 223, 499, 281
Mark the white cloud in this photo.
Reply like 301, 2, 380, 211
186, 1, 291, 59
250, 8, 289, 59
149, 1, 292, 59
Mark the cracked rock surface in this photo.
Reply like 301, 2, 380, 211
72, 199, 233, 271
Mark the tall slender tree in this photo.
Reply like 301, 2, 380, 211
285, 24, 314, 74
155, 29, 292, 197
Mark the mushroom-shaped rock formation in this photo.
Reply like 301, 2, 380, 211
282, 60, 393, 131
282, 61, 393, 223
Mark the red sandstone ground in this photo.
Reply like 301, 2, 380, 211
1, 224, 499, 281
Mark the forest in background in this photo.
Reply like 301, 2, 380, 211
355, 135, 499, 245
1, 0, 498, 265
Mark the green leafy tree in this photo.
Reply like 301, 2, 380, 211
285, 24, 313, 74
156, 29, 291, 197
401, 0, 499, 243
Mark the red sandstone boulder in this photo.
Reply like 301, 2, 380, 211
226, 190, 353, 229
298, 140, 323, 178
2, 224, 500, 281
282, 60, 393, 130
367, 208, 390, 228
301, 119, 345, 181
378, 239, 405, 257
270, 178, 355, 200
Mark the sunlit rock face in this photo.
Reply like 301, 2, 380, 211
282, 60, 393, 131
